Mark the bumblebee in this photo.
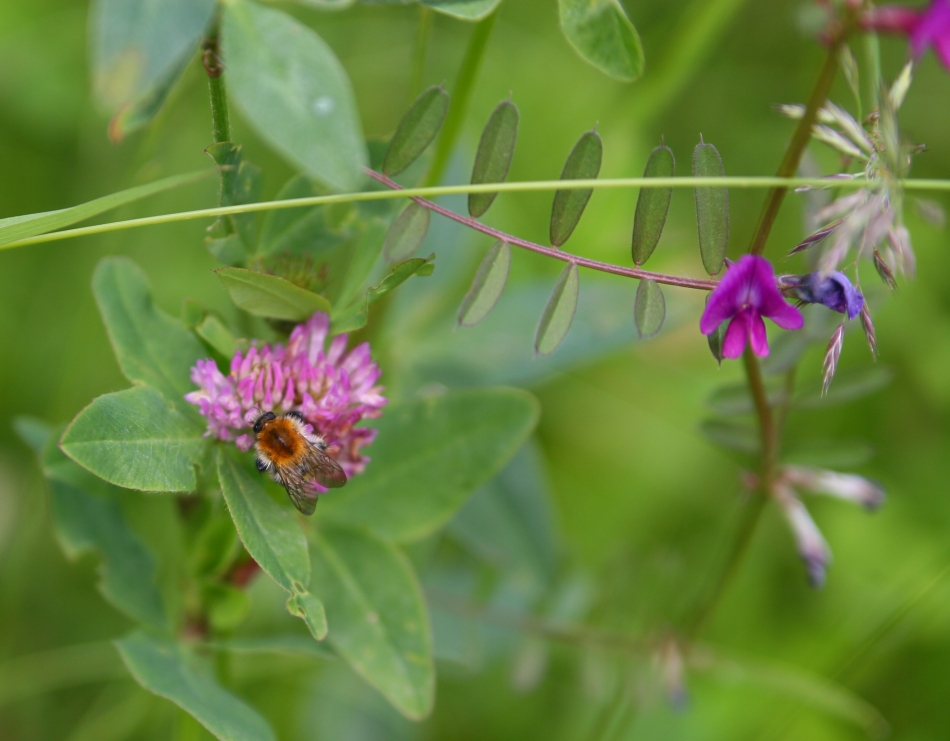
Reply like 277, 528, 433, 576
253, 411, 347, 515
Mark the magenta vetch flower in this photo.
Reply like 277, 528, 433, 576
185, 312, 387, 481
863, 0, 950, 68
700, 256, 804, 359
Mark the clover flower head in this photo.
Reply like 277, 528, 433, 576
185, 312, 386, 481
700, 256, 804, 359
781, 271, 865, 319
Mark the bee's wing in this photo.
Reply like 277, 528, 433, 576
275, 444, 347, 516
304, 445, 347, 489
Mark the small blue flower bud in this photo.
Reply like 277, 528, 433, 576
782, 271, 864, 320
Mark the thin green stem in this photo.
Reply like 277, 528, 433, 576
409, 7, 434, 100
202, 28, 230, 145
424, 12, 497, 186
748, 41, 842, 256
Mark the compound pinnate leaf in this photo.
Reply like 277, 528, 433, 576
116, 631, 276, 741
383, 86, 450, 176
91, 0, 215, 136
421, 0, 503, 20
322, 388, 540, 543
795, 365, 893, 409
222, 0, 367, 192
215, 267, 331, 321
558, 0, 644, 82
457, 240, 511, 327
469, 100, 519, 218
631, 144, 675, 266
634, 279, 665, 339
0, 171, 210, 249
217, 451, 327, 640
311, 524, 433, 719
61, 386, 205, 492
693, 139, 730, 275
93, 257, 206, 412
535, 263, 579, 356
550, 129, 603, 247
383, 202, 431, 263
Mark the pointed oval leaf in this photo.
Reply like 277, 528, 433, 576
634, 279, 665, 339
116, 631, 276, 741
458, 240, 511, 326
550, 129, 603, 247
311, 525, 434, 719
222, 0, 367, 192
60, 387, 205, 492
693, 140, 730, 275
421, 0, 503, 20
795, 365, 893, 409
558, 0, 644, 82
383, 86, 450, 176
535, 263, 580, 356
321, 388, 540, 542
215, 267, 331, 321
383, 202, 431, 263
469, 100, 519, 218
631, 144, 675, 265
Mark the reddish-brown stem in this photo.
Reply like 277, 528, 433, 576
365, 168, 718, 292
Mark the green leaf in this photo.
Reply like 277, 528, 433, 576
631, 144, 675, 266
322, 388, 540, 542
457, 240, 511, 327
699, 419, 759, 455
195, 315, 237, 359
421, 0, 503, 21
383, 202, 430, 263
257, 174, 353, 259
311, 524, 433, 719
383, 85, 450, 176
222, 0, 367, 192
332, 254, 436, 334
0, 171, 210, 249
469, 100, 519, 218
796, 365, 893, 409
93, 257, 206, 411
215, 267, 331, 321
40, 430, 167, 627
693, 139, 730, 276
550, 129, 603, 247
60, 386, 205, 492
115, 631, 276, 741
206, 142, 263, 251
217, 450, 327, 640
558, 0, 644, 82
535, 263, 579, 356
13, 416, 52, 455
334, 217, 390, 310
91, 0, 215, 136
633, 279, 665, 339
785, 439, 875, 469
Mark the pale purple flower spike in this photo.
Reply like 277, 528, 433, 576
700, 255, 804, 359
186, 312, 387, 483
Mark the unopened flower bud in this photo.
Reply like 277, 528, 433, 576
774, 484, 832, 589
785, 466, 886, 511
781, 271, 864, 319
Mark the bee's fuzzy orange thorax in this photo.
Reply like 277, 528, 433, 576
255, 417, 307, 466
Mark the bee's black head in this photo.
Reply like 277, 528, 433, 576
253, 411, 277, 434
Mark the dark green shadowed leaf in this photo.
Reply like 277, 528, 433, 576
634, 279, 665, 339
699, 419, 760, 456
322, 388, 540, 542
558, 0, 644, 82
631, 144, 675, 265
0, 170, 210, 250
116, 631, 276, 741
421, 0, 503, 21
535, 263, 579, 356
13, 416, 52, 455
332, 254, 435, 334
39, 428, 167, 628
93, 257, 206, 412
383, 86, 450, 176
457, 240, 511, 327
311, 524, 434, 719
384, 202, 431, 263
60, 386, 205, 492
257, 174, 353, 260
550, 129, 603, 247
91, 0, 215, 138
216, 267, 331, 321
469, 100, 519, 218
693, 139, 730, 275
217, 451, 327, 640
222, 0, 367, 192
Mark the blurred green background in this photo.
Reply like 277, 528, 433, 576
1, 0, 950, 739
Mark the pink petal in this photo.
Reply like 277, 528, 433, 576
722, 310, 750, 358
700, 259, 756, 334
749, 313, 770, 356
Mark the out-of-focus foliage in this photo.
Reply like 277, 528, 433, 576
1, 0, 950, 739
